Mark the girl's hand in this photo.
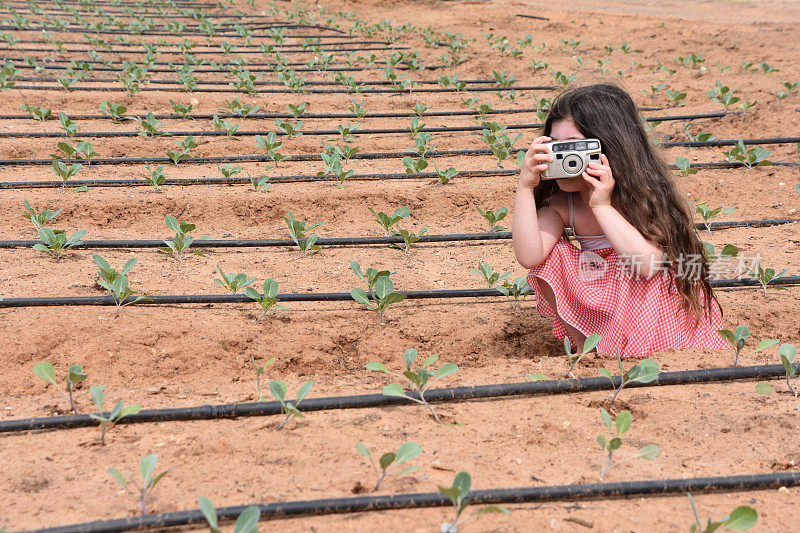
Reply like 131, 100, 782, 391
583, 154, 615, 208
518, 136, 552, 189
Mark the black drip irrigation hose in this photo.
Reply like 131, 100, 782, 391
0, 169, 521, 189
3, 44, 402, 53
2, 220, 798, 249
1, 363, 796, 433
1, 277, 799, 310
6, 84, 555, 94
0, 24, 347, 36
3, 39, 389, 48
19, 472, 800, 533
10, 77, 534, 88
516, 13, 551, 21
662, 137, 800, 148
12, 63, 443, 74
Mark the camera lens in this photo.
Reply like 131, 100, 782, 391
562, 154, 583, 175
568, 159, 577, 168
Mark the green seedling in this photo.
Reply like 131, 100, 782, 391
213, 265, 255, 294
352, 275, 406, 323
369, 206, 410, 236
597, 408, 659, 480
336, 122, 360, 142
391, 227, 427, 256
93, 253, 136, 291
133, 112, 165, 138
402, 155, 428, 174
166, 136, 198, 165
531, 59, 549, 73
169, 99, 193, 118
599, 349, 660, 410
274, 118, 303, 138
318, 151, 353, 188
674, 156, 697, 176
198, 496, 260, 533
564, 334, 602, 378
408, 116, 426, 139
432, 163, 458, 186
159, 215, 209, 264
497, 276, 532, 313
744, 260, 790, 296
366, 348, 457, 422
702, 242, 739, 266
178, 71, 198, 92
222, 98, 259, 118
717, 324, 779, 366
412, 102, 429, 117
109, 454, 174, 515
34, 228, 87, 261
723, 140, 771, 169
250, 355, 276, 401
438, 471, 510, 532
100, 101, 128, 122
255, 132, 287, 166
695, 202, 735, 235
687, 493, 757, 532
57, 112, 79, 137
287, 102, 307, 118
348, 99, 368, 118
476, 206, 508, 231
100, 273, 148, 319
350, 261, 394, 295
779, 343, 798, 396
20, 103, 53, 121
245, 278, 289, 323
776, 81, 799, 100
283, 210, 322, 257
707, 81, 740, 110
408, 131, 436, 157
212, 115, 240, 139
481, 128, 523, 167
666, 89, 687, 107
50, 141, 99, 164
759, 61, 778, 74
20, 200, 61, 231
140, 163, 166, 191
356, 441, 421, 491
32, 362, 86, 414
739, 99, 758, 113
218, 164, 242, 179
677, 53, 705, 68
472, 261, 511, 288
247, 171, 270, 192
268, 380, 314, 430
551, 70, 576, 88
89, 385, 141, 445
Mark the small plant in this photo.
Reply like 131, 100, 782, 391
255, 132, 287, 166
100, 272, 148, 319
779, 343, 798, 396
348, 99, 368, 118
369, 206, 410, 236
432, 163, 458, 186
159, 215, 209, 264
438, 471, 510, 533
677, 52, 705, 68
759, 61, 778, 74
717, 325, 779, 366
133, 112, 165, 138
674, 156, 697, 177
599, 349, 660, 410
366, 348, 457, 422
596, 408, 659, 480
318, 151, 353, 188
57, 112, 79, 137
140, 163, 167, 191
350, 261, 393, 295
218, 164, 242, 179
475, 206, 508, 232
32, 362, 86, 414
247, 171, 271, 192
109, 454, 174, 515
20, 103, 53, 121
497, 276, 532, 313
93, 253, 136, 290
722, 140, 771, 169
89, 385, 141, 445
471, 261, 511, 289
283, 210, 322, 257
213, 265, 255, 294
744, 260, 790, 296
337, 122, 361, 142
250, 355, 276, 401
287, 102, 307, 118
166, 136, 198, 164
695, 202, 735, 235
99, 101, 128, 122
268, 380, 315, 430
212, 115, 240, 139
402, 155, 428, 174
391, 226, 427, 256
491, 70, 516, 87
34, 228, 87, 261
274, 118, 303, 139
20, 200, 62, 231
687, 493, 757, 532
707, 81, 740, 110
356, 441, 421, 491
169, 99, 194, 118
51, 141, 99, 164
666, 89, 687, 107
776, 81, 799, 100
352, 274, 406, 324
245, 278, 288, 323
564, 334, 602, 378
198, 496, 260, 533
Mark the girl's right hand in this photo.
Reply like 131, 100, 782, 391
518, 136, 553, 189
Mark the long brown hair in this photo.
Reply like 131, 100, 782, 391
534, 82, 723, 326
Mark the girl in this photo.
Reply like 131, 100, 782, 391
513, 83, 729, 358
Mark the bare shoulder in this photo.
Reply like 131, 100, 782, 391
542, 189, 568, 227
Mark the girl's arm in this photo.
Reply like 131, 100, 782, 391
584, 156, 664, 279
513, 136, 565, 269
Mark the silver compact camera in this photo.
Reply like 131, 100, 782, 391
541, 138, 603, 179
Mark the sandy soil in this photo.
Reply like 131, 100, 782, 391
1, 0, 799, 531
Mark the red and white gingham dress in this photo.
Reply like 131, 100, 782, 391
526, 198, 729, 358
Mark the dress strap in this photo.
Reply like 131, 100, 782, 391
567, 192, 574, 229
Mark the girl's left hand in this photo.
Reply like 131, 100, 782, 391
582, 154, 615, 208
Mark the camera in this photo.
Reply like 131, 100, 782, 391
540, 138, 603, 180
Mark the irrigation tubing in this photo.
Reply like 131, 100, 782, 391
1, 277, 799, 310
3, 219, 798, 249
11, 63, 441, 74
0, 24, 347, 36
3, 44, 403, 53
3, 39, 391, 48
19, 472, 800, 533
0, 106, 672, 121
6, 84, 556, 94
2, 363, 797, 433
